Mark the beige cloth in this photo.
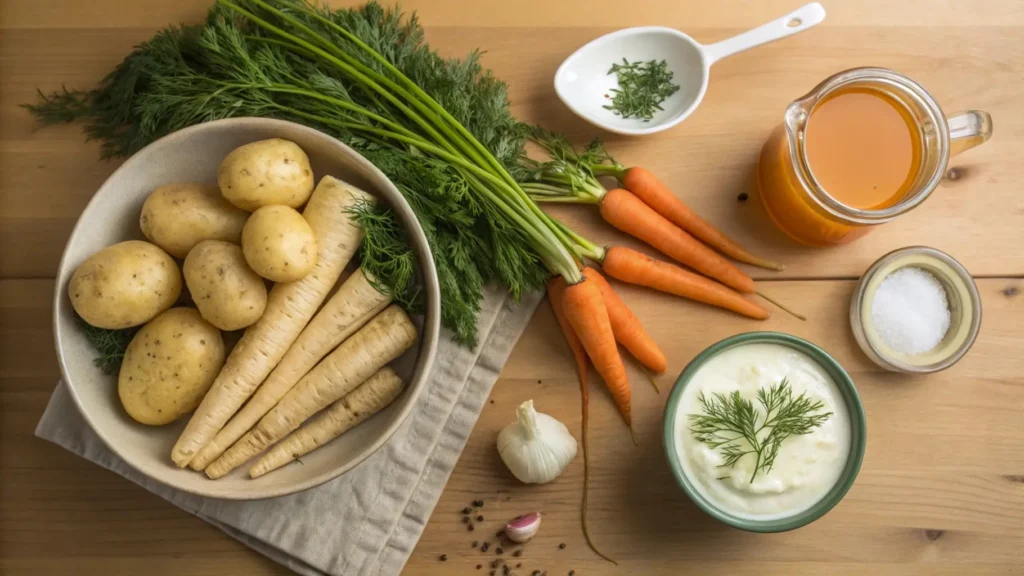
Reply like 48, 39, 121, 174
35, 288, 543, 576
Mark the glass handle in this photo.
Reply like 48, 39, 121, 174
947, 110, 992, 157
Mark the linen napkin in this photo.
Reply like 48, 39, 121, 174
36, 287, 544, 576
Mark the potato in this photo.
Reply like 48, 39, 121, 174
183, 240, 267, 331
241, 205, 318, 282
69, 240, 181, 329
217, 139, 314, 211
139, 182, 249, 258
118, 307, 225, 425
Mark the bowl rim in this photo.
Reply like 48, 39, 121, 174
662, 331, 866, 532
52, 117, 441, 500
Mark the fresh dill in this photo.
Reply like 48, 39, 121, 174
602, 58, 680, 122
688, 378, 832, 483
25, 1, 546, 346
75, 316, 139, 374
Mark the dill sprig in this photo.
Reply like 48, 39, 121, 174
688, 378, 832, 483
25, 1, 550, 346
602, 58, 681, 122
75, 316, 139, 374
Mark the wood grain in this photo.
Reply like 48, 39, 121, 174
1, 0, 1023, 575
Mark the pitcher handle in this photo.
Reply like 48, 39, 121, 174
948, 110, 993, 157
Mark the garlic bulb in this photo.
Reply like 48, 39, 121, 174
497, 400, 577, 484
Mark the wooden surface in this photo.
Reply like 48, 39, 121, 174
1, 1, 1022, 575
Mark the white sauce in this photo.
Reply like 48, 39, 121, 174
675, 343, 851, 520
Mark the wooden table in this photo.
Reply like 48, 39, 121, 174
2, 1, 1023, 574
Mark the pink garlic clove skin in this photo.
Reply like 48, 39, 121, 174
505, 512, 542, 543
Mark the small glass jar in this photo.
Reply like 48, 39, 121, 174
850, 247, 981, 373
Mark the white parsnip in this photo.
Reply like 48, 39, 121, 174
249, 367, 405, 478
205, 305, 417, 479
189, 268, 391, 470
171, 176, 373, 468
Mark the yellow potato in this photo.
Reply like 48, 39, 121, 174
118, 307, 225, 426
140, 182, 249, 259
241, 205, 318, 282
69, 240, 181, 329
217, 139, 314, 211
183, 240, 267, 331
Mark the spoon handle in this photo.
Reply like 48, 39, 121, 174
702, 3, 826, 65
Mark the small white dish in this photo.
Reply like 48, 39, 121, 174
554, 3, 826, 136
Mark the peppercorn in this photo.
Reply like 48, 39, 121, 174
477, 515, 484, 522
481, 542, 490, 552
463, 507, 472, 514
476, 565, 482, 570
559, 543, 566, 549
516, 563, 522, 568
468, 524, 476, 532
473, 541, 479, 548
513, 549, 523, 557
737, 192, 749, 202
569, 571, 575, 576
496, 547, 504, 555
503, 566, 511, 575
474, 500, 484, 507
463, 516, 471, 524
439, 554, 447, 561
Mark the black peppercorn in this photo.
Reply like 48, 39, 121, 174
476, 565, 482, 570
737, 192, 749, 202
503, 566, 511, 575
516, 563, 522, 568
569, 571, 575, 576
463, 516, 471, 524
463, 507, 472, 514
513, 549, 523, 557
496, 547, 504, 555
559, 543, 566, 549
439, 554, 447, 561
477, 515, 484, 522
481, 542, 490, 552
474, 500, 484, 507
468, 524, 476, 532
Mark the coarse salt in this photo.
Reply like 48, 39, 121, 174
870, 267, 951, 355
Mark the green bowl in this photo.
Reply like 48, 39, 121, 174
663, 332, 866, 532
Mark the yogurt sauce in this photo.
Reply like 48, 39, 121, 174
675, 343, 851, 520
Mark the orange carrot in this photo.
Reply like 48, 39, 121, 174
561, 274, 632, 429
583, 266, 667, 374
602, 246, 770, 320
622, 167, 784, 271
548, 276, 616, 563
599, 188, 755, 294
547, 277, 588, 386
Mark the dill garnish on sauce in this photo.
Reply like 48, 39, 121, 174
689, 378, 832, 483
603, 58, 681, 122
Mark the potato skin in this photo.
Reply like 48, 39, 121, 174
69, 240, 181, 329
183, 240, 267, 331
241, 205, 318, 283
217, 139, 314, 211
118, 307, 225, 426
140, 182, 249, 259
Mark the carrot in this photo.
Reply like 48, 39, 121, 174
171, 176, 373, 468
622, 167, 784, 271
549, 276, 617, 563
599, 188, 755, 294
583, 267, 667, 374
547, 277, 588, 386
602, 246, 770, 320
205, 305, 417, 479
249, 367, 405, 479
561, 274, 632, 431
188, 268, 392, 471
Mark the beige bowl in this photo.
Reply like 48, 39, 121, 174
54, 118, 440, 500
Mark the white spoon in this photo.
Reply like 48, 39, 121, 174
554, 3, 827, 136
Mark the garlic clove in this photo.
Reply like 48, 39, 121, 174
505, 512, 541, 543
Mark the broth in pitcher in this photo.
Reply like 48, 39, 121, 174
805, 88, 921, 210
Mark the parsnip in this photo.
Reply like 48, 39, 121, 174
249, 367, 405, 478
171, 176, 373, 468
205, 305, 417, 479
188, 268, 391, 470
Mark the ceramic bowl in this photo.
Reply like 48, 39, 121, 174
663, 332, 866, 532
54, 118, 440, 500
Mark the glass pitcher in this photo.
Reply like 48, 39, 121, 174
756, 67, 992, 246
